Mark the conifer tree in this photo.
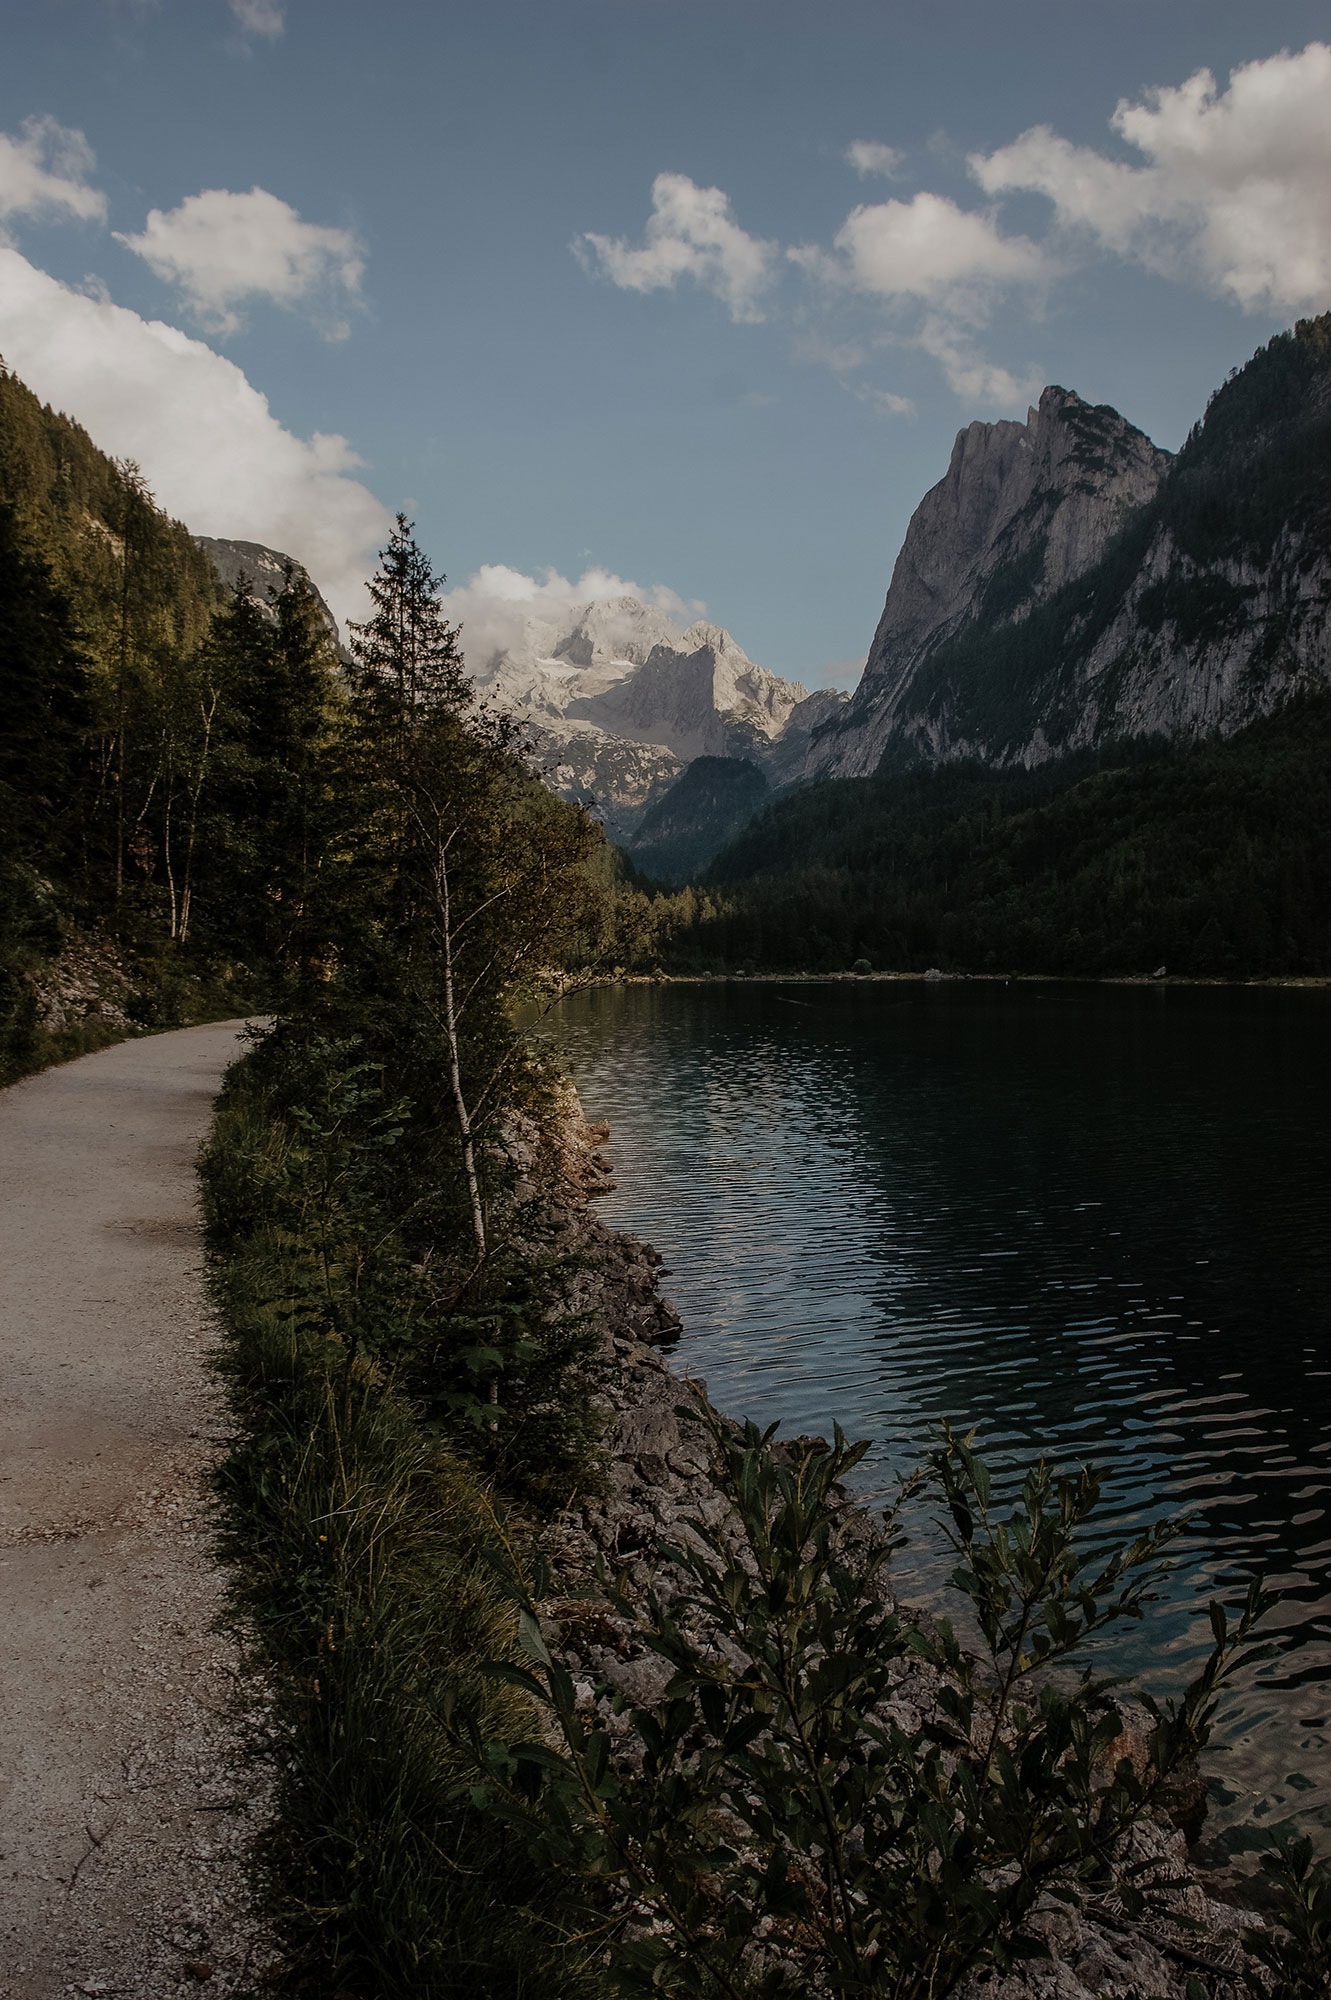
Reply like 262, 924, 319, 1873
347, 513, 469, 733
345, 518, 600, 1268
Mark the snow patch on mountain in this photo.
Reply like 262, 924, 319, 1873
456, 589, 849, 841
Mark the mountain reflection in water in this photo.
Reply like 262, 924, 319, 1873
544, 979, 1331, 1844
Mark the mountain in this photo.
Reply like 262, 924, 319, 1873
804, 318, 1331, 777
627, 755, 770, 883
0, 361, 222, 668
195, 536, 343, 650
465, 594, 847, 842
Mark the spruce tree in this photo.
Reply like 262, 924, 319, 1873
347, 513, 469, 732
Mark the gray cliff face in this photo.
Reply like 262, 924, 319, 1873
470, 596, 848, 840
195, 536, 343, 650
801, 322, 1331, 775
1058, 524, 1331, 752
805, 389, 1172, 779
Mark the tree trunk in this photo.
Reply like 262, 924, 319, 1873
435, 835, 487, 1262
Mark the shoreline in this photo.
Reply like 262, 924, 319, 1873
543, 1091, 1276, 1997
592, 969, 1331, 990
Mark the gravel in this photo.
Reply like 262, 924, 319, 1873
0, 1024, 274, 2000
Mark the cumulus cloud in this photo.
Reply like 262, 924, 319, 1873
229, 0, 285, 38
0, 246, 392, 626
845, 140, 904, 179
971, 42, 1331, 315
438, 562, 702, 672
798, 191, 1047, 305
579, 168, 1043, 408
116, 186, 364, 336
791, 191, 1047, 410
0, 116, 106, 235
575, 172, 778, 323
912, 315, 1041, 405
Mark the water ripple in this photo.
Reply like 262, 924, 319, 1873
546, 979, 1331, 1839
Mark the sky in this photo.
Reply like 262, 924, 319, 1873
2, 0, 1331, 687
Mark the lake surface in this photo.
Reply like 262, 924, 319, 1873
544, 978, 1331, 1847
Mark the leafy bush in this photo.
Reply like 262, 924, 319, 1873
473, 1394, 1276, 1999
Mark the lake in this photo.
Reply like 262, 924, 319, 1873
544, 977, 1331, 1849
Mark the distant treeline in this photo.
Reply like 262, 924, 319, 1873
641, 699, 1331, 978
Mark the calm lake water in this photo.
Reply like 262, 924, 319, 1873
544, 978, 1331, 1847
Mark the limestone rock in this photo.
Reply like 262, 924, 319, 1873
803, 387, 1171, 779
467, 594, 848, 843
195, 537, 343, 650
801, 318, 1331, 778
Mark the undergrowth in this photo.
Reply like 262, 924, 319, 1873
203, 1027, 1331, 2000
202, 1036, 607, 1998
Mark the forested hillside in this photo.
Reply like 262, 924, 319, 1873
647, 698, 1331, 977
0, 364, 632, 1081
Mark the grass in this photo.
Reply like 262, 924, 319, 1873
202, 1064, 606, 1999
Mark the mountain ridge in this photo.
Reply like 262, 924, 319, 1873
464, 593, 847, 841
802, 319, 1331, 778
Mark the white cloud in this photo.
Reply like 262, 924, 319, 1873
229, 0, 284, 39
575, 172, 778, 323
0, 116, 106, 235
577, 167, 1044, 406
854, 384, 915, 419
443, 560, 698, 622
116, 186, 364, 336
791, 192, 1047, 410
439, 562, 702, 670
912, 315, 1041, 405
802, 191, 1047, 305
0, 246, 391, 626
972, 42, 1331, 315
845, 140, 904, 179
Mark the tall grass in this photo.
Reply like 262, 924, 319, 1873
202, 1067, 604, 1998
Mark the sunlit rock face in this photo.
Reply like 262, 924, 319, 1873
801, 388, 1174, 778
801, 322, 1331, 776
466, 595, 848, 842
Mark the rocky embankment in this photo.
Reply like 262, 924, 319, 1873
532, 1094, 1269, 1998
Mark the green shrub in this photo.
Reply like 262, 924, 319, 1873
475, 1395, 1276, 1999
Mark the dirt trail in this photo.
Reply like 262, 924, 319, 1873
0, 1023, 271, 1999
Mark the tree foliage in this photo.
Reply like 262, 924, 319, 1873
644, 702, 1331, 978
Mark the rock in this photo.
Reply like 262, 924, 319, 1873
804, 386, 1170, 781
29, 929, 133, 1034
799, 321, 1331, 779
463, 592, 849, 844
195, 537, 342, 650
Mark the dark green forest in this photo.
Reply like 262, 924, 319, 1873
0, 362, 634, 1084
645, 700, 1331, 977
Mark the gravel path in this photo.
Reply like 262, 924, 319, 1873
0, 1023, 273, 2000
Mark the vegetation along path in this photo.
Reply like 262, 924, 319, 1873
0, 1022, 270, 1999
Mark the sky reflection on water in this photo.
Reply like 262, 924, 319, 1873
545, 979, 1331, 1842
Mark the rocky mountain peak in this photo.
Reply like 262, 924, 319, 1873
798, 318, 1331, 782
550, 595, 683, 669
459, 590, 846, 843
195, 536, 343, 649
801, 385, 1173, 779
869, 386, 1171, 677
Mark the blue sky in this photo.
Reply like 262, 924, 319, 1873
2, 1, 1330, 683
